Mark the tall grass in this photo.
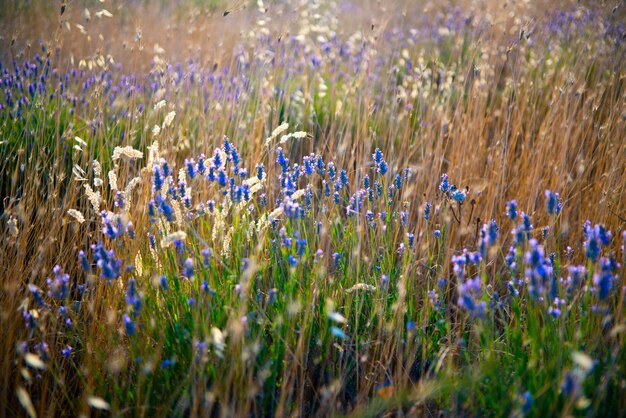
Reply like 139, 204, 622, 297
1, 0, 625, 416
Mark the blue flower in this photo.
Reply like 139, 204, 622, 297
332, 252, 340, 268
196, 154, 206, 175
438, 174, 449, 193
395, 173, 402, 190
157, 197, 174, 222
183, 258, 194, 279
521, 391, 533, 415
29, 284, 47, 307
223, 137, 233, 154
561, 371, 581, 398
153, 166, 164, 192
213, 148, 223, 168
331, 326, 346, 339
381, 275, 389, 289
457, 276, 486, 318
372, 148, 383, 165
303, 155, 314, 175
506, 200, 518, 220
545, 190, 561, 215
123, 314, 136, 336
450, 188, 466, 204
399, 210, 408, 226
78, 250, 90, 272
315, 155, 325, 175
593, 256, 617, 299
377, 160, 388, 175
230, 147, 240, 168
327, 162, 336, 180
424, 201, 431, 220
522, 212, 533, 233
92, 242, 122, 280
375, 181, 383, 197
339, 169, 349, 187
61, 345, 73, 358
276, 147, 289, 171
159, 275, 168, 290
296, 237, 307, 256
185, 157, 196, 179
584, 223, 611, 262
125, 279, 143, 315
217, 169, 227, 187
406, 321, 416, 333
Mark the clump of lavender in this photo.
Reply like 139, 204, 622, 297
593, 255, 619, 300
46, 265, 69, 300
424, 201, 431, 220
372, 148, 388, 175
479, 220, 499, 258
453, 251, 485, 318
457, 276, 486, 318
544, 190, 562, 215
439, 173, 467, 204
524, 239, 554, 301
583, 221, 611, 262
506, 200, 518, 220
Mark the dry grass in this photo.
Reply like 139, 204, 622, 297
0, 0, 625, 416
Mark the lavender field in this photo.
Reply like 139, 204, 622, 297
1, 0, 625, 416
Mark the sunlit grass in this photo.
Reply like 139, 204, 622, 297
1, 0, 625, 416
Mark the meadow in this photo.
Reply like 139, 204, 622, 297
0, 0, 625, 416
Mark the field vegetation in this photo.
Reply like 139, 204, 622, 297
0, 0, 625, 416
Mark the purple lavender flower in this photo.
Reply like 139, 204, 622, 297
506, 200, 518, 220
450, 187, 466, 204
125, 279, 143, 315
196, 154, 206, 175
92, 242, 122, 280
159, 275, 168, 290
183, 258, 194, 279
185, 158, 196, 179
373, 148, 383, 165
377, 160, 388, 175
153, 166, 164, 192
545, 190, 561, 215
583, 222, 611, 262
593, 256, 619, 300
438, 174, 450, 193
524, 239, 553, 299
78, 250, 90, 272
327, 162, 336, 180
123, 314, 136, 335
61, 345, 73, 358
457, 276, 486, 318
407, 232, 415, 248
